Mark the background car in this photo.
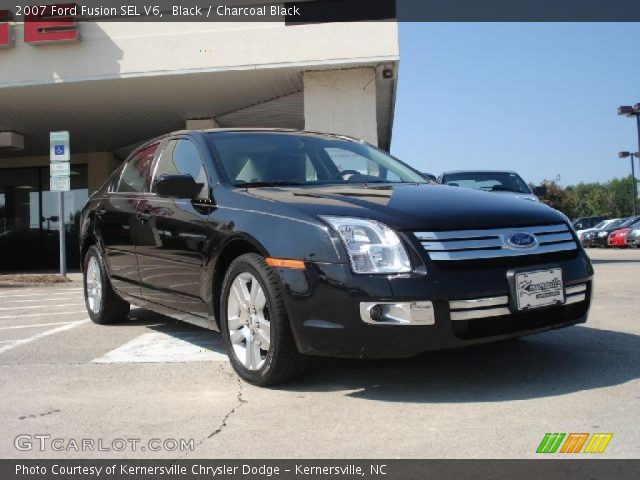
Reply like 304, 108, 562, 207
575, 218, 614, 242
438, 170, 544, 202
420, 172, 437, 182
581, 218, 625, 247
627, 228, 640, 248
608, 228, 633, 247
573, 216, 605, 231
589, 216, 639, 248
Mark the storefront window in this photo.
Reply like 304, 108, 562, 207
0, 165, 88, 272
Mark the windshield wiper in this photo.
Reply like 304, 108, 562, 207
236, 181, 307, 188
490, 185, 527, 194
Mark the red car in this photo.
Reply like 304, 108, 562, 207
608, 228, 631, 247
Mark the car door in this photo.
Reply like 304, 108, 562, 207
134, 136, 215, 316
96, 144, 157, 298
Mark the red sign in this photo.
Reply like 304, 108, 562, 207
0, 3, 79, 48
0, 10, 12, 48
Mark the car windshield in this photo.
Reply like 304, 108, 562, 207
205, 132, 426, 187
617, 217, 638, 228
604, 219, 624, 229
443, 171, 532, 194
592, 221, 607, 229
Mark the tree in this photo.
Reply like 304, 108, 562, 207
532, 174, 636, 219
536, 176, 577, 218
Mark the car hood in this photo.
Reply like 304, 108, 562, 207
246, 183, 566, 231
488, 190, 540, 202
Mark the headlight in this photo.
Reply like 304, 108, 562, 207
321, 216, 411, 274
598, 231, 608, 237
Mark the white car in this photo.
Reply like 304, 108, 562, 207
576, 219, 618, 242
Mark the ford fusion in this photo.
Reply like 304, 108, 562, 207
80, 129, 593, 385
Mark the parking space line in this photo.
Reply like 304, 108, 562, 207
0, 319, 90, 354
0, 303, 84, 311
0, 321, 74, 330
1, 297, 81, 304
92, 331, 228, 363
0, 287, 82, 297
0, 310, 87, 320
0, 290, 83, 298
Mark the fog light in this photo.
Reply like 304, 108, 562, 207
360, 301, 435, 325
369, 304, 383, 322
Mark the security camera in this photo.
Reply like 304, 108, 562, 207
382, 68, 394, 80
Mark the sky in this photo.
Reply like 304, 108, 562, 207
391, 23, 640, 186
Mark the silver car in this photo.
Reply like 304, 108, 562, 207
438, 170, 544, 202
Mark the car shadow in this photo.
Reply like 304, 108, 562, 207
279, 326, 640, 403
119, 310, 640, 403
124, 308, 227, 355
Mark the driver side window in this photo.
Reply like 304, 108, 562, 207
325, 148, 379, 177
154, 139, 209, 199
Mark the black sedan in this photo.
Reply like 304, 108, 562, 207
80, 129, 593, 385
585, 216, 640, 248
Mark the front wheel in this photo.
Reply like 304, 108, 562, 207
83, 245, 130, 324
220, 253, 307, 386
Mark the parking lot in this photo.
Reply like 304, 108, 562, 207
1, 248, 639, 459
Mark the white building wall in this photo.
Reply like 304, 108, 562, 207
0, 22, 399, 87
303, 68, 378, 145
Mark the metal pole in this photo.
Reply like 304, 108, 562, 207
631, 155, 637, 217
58, 191, 66, 277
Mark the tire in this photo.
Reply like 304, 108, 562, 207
83, 245, 130, 325
220, 253, 307, 386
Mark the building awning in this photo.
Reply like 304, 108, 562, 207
0, 61, 396, 160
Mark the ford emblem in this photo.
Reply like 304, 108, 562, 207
504, 232, 537, 249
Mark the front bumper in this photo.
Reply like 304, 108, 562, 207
277, 251, 593, 359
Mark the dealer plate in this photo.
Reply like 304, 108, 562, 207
514, 268, 565, 310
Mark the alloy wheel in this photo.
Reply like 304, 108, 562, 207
86, 256, 103, 314
226, 272, 271, 370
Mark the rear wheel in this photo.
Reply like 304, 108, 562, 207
83, 245, 130, 324
220, 253, 307, 386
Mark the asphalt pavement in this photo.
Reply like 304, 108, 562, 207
0, 248, 638, 459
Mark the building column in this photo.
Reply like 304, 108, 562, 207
303, 68, 378, 146
186, 118, 220, 130
87, 152, 118, 193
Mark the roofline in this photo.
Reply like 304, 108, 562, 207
176, 128, 366, 143
442, 170, 521, 174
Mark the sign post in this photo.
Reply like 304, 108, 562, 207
49, 131, 70, 277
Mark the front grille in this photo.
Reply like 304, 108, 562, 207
414, 223, 577, 262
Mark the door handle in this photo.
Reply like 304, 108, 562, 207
136, 210, 151, 223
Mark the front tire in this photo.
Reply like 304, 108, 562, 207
83, 245, 130, 324
220, 253, 307, 386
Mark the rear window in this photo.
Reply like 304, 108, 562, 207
118, 144, 158, 193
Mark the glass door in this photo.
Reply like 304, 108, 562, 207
0, 165, 88, 272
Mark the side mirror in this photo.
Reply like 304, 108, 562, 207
533, 186, 547, 196
154, 174, 203, 199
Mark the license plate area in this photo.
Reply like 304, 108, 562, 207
509, 267, 565, 311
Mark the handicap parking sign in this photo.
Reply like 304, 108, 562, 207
50, 131, 70, 162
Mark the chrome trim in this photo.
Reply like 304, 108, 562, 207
449, 296, 509, 310
360, 301, 435, 325
428, 242, 576, 261
450, 307, 511, 321
566, 284, 587, 295
415, 223, 568, 241
565, 293, 586, 305
422, 233, 574, 252
415, 223, 578, 262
